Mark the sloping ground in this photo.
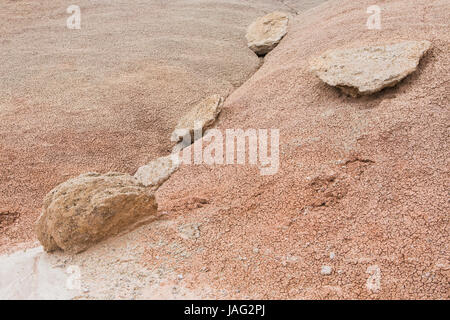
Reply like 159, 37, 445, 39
0, 0, 323, 252
1, 0, 448, 300
151, 0, 450, 299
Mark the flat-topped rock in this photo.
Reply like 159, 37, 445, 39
171, 94, 224, 143
134, 155, 179, 188
310, 40, 432, 97
36, 172, 158, 254
246, 11, 289, 56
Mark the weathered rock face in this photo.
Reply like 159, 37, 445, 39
171, 94, 224, 143
134, 155, 179, 188
246, 11, 289, 56
36, 172, 157, 254
310, 40, 431, 97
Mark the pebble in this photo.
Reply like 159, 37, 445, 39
321, 265, 332, 275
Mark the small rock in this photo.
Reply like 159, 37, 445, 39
200, 266, 210, 273
310, 40, 431, 96
246, 12, 289, 56
36, 172, 158, 253
321, 265, 332, 275
134, 155, 179, 188
330, 252, 336, 259
171, 94, 224, 144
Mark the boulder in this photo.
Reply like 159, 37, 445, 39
310, 40, 432, 97
246, 11, 289, 56
36, 172, 157, 254
171, 94, 224, 143
134, 155, 179, 188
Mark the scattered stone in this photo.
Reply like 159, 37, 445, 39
171, 94, 224, 144
36, 172, 158, 254
246, 11, 289, 56
310, 40, 431, 97
0, 210, 19, 229
321, 265, 332, 275
134, 155, 179, 189
200, 266, 210, 273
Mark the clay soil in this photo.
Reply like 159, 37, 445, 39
1, 0, 449, 299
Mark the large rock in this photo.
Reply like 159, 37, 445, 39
246, 11, 289, 56
36, 172, 158, 254
310, 40, 432, 97
171, 94, 224, 143
134, 155, 179, 188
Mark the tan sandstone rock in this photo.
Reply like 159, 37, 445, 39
134, 155, 179, 188
246, 11, 289, 56
310, 40, 432, 97
36, 172, 158, 254
171, 94, 224, 143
